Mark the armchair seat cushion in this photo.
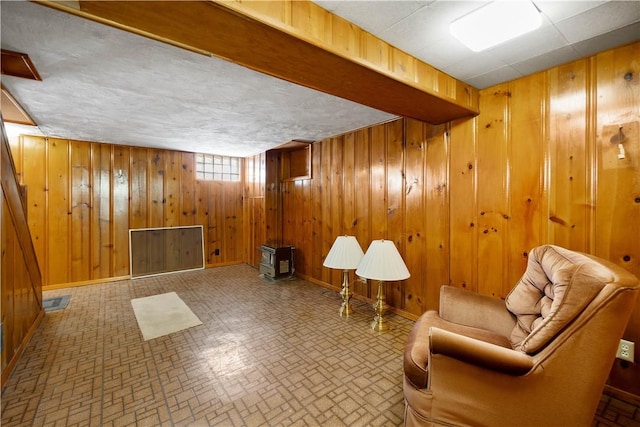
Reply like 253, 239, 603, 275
403, 310, 512, 389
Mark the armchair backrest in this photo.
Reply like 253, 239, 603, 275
505, 245, 639, 353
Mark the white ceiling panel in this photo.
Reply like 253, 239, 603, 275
534, 1, 607, 22
554, 1, 640, 43
487, 24, 570, 64
465, 65, 525, 89
511, 45, 582, 76
313, 0, 429, 34
442, 52, 508, 81
571, 21, 640, 57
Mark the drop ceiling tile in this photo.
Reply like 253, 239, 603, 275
312, 0, 429, 34
571, 22, 640, 57
465, 65, 524, 89
511, 45, 582, 76
535, 1, 607, 22
555, 1, 640, 43
379, 1, 486, 52
442, 52, 508, 81
488, 24, 570, 64
412, 37, 478, 70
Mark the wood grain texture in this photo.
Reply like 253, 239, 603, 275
16, 136, 244, 287
592, 42, 640, 395
1, 126, 43, 386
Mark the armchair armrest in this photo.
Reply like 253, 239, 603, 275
439, 286, 516, 337
429, 327, 533, 376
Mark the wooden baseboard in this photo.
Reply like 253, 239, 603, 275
43, 275, 130, 291
1, 308, 45, 387
43, 263, 245, 291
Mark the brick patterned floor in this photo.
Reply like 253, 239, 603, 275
1, 264, 638, 426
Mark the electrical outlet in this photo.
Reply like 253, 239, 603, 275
616, 339, 635, 363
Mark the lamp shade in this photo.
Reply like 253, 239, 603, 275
355, 240, 410, 281
323, 235, 364, 270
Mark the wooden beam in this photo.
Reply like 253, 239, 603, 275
36, 0, 479, 125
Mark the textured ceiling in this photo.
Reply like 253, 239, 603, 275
0, 1, 395, 157
1, 1, 639, 157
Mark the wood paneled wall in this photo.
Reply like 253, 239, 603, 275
271, 41, 640, 396
243, 152, 267, 268
1, 125, 43, 385
11, 136, 244, 288
278, 119, 450, 312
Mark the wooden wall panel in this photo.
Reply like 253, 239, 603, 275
243, 152, 266, 269
320, 138, 333, 284
20, 135, 46, 282
224, 181, 243, 264
129, 147, 148, 230
47, 138, 70, 285
180, 153, 196, 226
403, 119, 426, 314
353, 128, 371, 297
112, 146, 130, 277
310, 136, 323, 280
91, 144, 112, 279
148, 150, 165, 229
17, 137, 244, 287
301, 179, 312, 276
386, 120, 404, 308
370, 125, 387, 241
70, 141, 91, 283
424, 124, 449, 310
329, 137, 343, 286
448, 117, 477, 292
548, 60, 591, 252
195, 178, 211, 264
342, 133, 356, 236
265, 151, 281, 244
164, 151, 181, 227
592, 42, 640, 395
475, 87, 509, 298
507, 74, 546, 290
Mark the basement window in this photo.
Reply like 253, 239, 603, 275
195, 154, 240, 182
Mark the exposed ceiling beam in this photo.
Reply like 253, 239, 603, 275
36, 0, 479, 125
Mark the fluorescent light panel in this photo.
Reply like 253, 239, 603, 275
450, 0, 542, 52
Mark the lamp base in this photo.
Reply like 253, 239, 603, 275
371, 280, 389, 332
339, 270, 353, 317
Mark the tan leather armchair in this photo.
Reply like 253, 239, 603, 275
403, 245, 640, 427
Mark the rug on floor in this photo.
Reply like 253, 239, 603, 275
131, 291, 202, 340
43, 295, 71, 312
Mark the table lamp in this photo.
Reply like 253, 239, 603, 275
356, 239, 410, 331
323, 235, 364, 317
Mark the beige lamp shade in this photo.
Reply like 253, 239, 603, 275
323, 235, 364, 270
355, 240, 410, 281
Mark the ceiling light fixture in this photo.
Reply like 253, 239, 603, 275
450, 0, 542, 52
